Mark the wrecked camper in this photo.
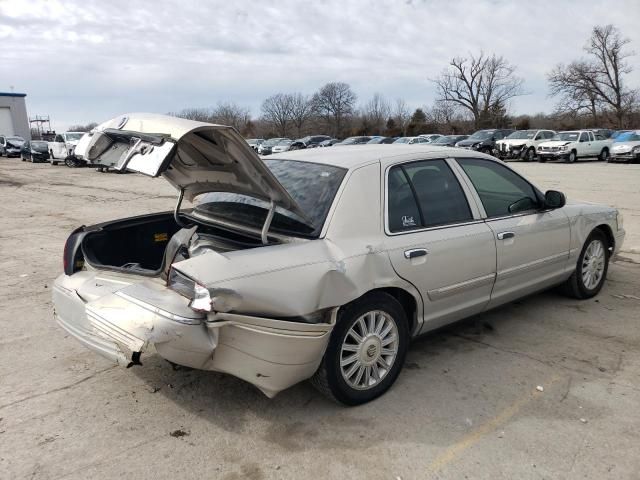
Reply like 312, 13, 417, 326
53, 113, 624, 405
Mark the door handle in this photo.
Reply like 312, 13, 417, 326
497, 231, 515, 240
404, 248, 428, 259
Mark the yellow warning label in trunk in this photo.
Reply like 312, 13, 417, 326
154, 233, 168, 242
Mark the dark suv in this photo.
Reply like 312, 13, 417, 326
289, 135, 332, 150
454, 129, 514, 155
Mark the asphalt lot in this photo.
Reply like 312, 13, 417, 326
1, 157, 639, 479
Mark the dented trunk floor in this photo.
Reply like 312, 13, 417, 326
1, 159, 640, 480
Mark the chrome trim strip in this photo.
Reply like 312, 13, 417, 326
427, 273, 496, 301
497, 251, 568, 280
115, 291, 203, 325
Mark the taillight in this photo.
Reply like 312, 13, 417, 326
63, 227, 86, 275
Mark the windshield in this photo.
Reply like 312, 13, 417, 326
64, 133, 83, 141
192, 159, 347, 237
553, 132, 579, 142
31, 141, 49, 151
507, 130, 536, 140
393, 137, 412, 144
432, 136, 454, 144
263, 138, 284, 146
615, 132, 640, 142
276, 139, 293, 146
7, 136, 24, 143
468, 130, 494, 140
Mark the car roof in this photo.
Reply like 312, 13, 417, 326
269, 144, 497, 169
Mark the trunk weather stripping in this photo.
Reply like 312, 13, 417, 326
174, 187, 191, 228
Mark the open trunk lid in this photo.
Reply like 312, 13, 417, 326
75, 113, 308, 220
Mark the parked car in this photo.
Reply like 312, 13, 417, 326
317, 138, 340, 147
20, 140, 50, 162
367, 136, 396, 144
0, 135, 25, 157
430, 135, 469, 147
271, 139, 294, 154
418, 134, 444, 143
48, 132, 84, 164
289, 135, 332, 150
246, 138, 264, 151
610, 130, 632, 140
334, 136, 371, 146
258, 137, 288, 155
393, 136, 430, 145
455, 129, 514, 155
494, 129, 556, 161
609, 130, 640, 163
537, 130, 612, 163
53, 113, 625, 405
589, 128, 614, 139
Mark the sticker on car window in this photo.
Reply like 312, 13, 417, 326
402, 216, 416, 227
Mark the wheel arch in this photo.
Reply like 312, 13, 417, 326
594, 224, 615, 253
345, 287, 418, 336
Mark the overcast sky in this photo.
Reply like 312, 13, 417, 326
1, 0, 639, 131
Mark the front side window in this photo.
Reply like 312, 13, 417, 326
457, 158, 540, 217
387, 159, 473, 233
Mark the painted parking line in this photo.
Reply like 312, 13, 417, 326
426, 374, 563, 474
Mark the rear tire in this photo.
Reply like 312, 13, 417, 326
560, 230, 609, 299
311, 292, 409, 405
599, 148, 609, 162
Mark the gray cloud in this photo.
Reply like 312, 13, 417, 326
1, 0, 639, 130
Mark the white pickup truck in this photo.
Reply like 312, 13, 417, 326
48, 132, 84, 165
537, 130, 612, 163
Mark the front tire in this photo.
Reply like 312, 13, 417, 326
561, 230, 609, 299
567, 151, 577, 163
525, 147, 536, 162
311, 293, 409, 405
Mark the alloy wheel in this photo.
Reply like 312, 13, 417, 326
582, 239, 606, 290
340, 310, 399, 390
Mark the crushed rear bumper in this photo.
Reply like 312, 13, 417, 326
52, 273, 335, 397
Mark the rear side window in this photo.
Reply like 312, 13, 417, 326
457, 158, 539, 217
387, 159, 473, 232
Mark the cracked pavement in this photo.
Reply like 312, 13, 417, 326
0, 159, 639, 479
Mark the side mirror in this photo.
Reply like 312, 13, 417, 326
544, 190, 566, 209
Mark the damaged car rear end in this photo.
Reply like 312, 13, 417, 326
53, 113, 360, 398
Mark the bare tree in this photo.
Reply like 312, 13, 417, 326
211, 102, 252, 133
393, 98, 411, 136
362, 93, 391, 134
169, 108, 213, 122
311, 82, 357, 137
548, 61, 600, 122
432, 52, 525, 128
549, 25, 637, 128
261, 94, 292, 137
289, 93, 314, 137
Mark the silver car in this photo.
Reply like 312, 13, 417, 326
53, 113, 625, 405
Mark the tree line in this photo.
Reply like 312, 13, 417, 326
169, 24, 637, 138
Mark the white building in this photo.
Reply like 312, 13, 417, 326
0, 92, 30, 140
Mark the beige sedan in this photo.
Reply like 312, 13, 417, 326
52, 113, 625, 405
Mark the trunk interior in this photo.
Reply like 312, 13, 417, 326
81, 212, 267, 275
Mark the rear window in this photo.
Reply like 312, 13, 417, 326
192, 159, 346, 237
